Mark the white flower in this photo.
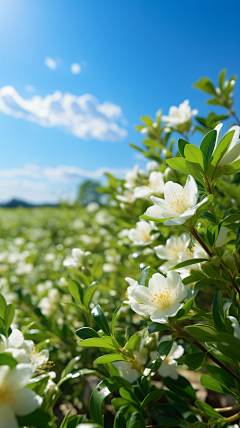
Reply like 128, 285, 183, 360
134, 171, 164, 199
128, 221, 158, 246
146, 161, 159, 171
214, 124, 240, 166
154, 233, 191, 273
162, 100, 198, 127
38, 288, 59, 317
0, 364, 42, 428
145, 175, 208, 226
227, 316, 240, 340
124, 277, 140, 306
113, 350, 147, 384
116, 190, 135, 204
102, 263, 117, 273
124, 165, 139, 189
63, 248, 90, 268
86, 202, 100, 212
126, 272, 188, 323
150, 335, 184, 380
215, 226, 228, 248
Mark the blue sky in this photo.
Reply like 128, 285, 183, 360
0, 0, 240, 202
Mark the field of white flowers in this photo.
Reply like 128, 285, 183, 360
1, 69, 240, 428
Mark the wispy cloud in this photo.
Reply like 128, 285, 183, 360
0, 86, 128, 141
71, 63, 81, 74
45, 56, 57, 70
0, 164, 129, 203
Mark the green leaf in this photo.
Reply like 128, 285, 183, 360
91, 305, 111, 336
17, 409, 51, 428
141, 389, 164, 408
90, 378, 121, 425
178, 138, 189, 158
215, 333, 240, 361
212, 290, 225, 330
140, 214, 172, 223
150, 403, 183, 426
185, 324, 218, 342
114, 410, 126, 428
125, 335, 139, 350
218, 69, 226, 90
0, 293, 7, 320
120, 387, 140, 407
168, 258, 208, 271
206, 364, 235, 389
79, 337, 119, 350
176, 298, 193, 319
207, 224, 218, 246
68, 280, 83, 304
141, 116, 152, 126
222, 210, 240, 225
194, 278, 217, 290
0, 353, 18, 368
94, 354, 127, 364
157, 340, 173, 358
126, 412, 145, 428
61, 356, 81, 380
210, 130, 235, 169
178, 352, 207, 370
75, 327, 100, 340
166, 157, 205, 184
83, 281, 98, 307
222, 158, 240, 175
200, 130, 217, 164
184, 144, 206, 172
163, 374, 196, 399
4, 304, 15, 334
111, 304, 123, 335
200, 375, 237, 396
59, 410, 72, 428
148, 322, 174, 334
139, 266, 150, 286
201, 211, 217, 224
193, 77, 216, 95
195, 400, 223, 418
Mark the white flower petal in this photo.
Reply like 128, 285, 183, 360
150, 309, 168, 323
219, 141, 240, 166
6, 364, 34, 391
0, 405, 18, 428
8, 329, 24, 349
163, 303, 183, 317
12, 388, 42, 416
164, 181, 184, 204
215, 226, 228, 248
184, 175, 198, 206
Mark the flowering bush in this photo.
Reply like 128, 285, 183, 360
1, 69, 240, 427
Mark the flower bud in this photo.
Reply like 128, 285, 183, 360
201, 261, 220, 277
222, 254, 235, 270
211, 255, 221, 267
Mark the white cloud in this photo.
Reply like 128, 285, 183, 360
45, 57, 57, 70
0, 164, 130, 203
0, 86, 128, 141
71, 63, 81, 74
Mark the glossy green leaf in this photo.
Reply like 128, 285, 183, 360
91, 305, 111, 336
200, 130, 217, 163
79, 337, 119, 350
179, 352, 207, 370
17, 409, 51, 428
90, 378, 121, 425
120, 387, 140, 408
195, 400, 223, 418
212, 290, 224, 330
141, 388, 164, 408
200, 375, 237, 396
178, 138, 189, 157
111, 304, 123, 335
94, 354, 127, 364
163, 374, 196, 399
125, 335, 139, 350
0, 294, 7, 320
206, 364, 235, 389
184, 144, 206, 172
68, 280, 83, 304
126, 412, 145, 428
4, 304, 15, 334
168, 258, 208, 271
148, 322, 174, 334
166, 157, 205, 184
222, 158, 240, 175
150, 403, 183, 427
194, 278, 217, 290
0, 353, 18, 368
176, 298, 193, 319
114, 410, 126, 428
61, 356, 81, 380
185, 324, 218, 342
83, 282, 98, 307
75, 327, 100, 340
210, 130, 235, 169
193, 77, 216, 95
157, 340, 173, 358
201, 211, 217, 224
